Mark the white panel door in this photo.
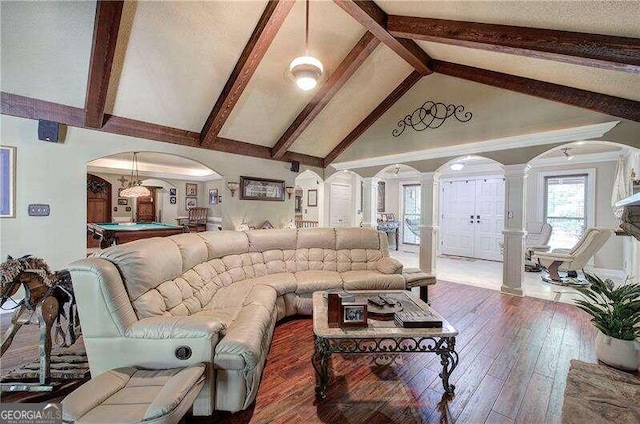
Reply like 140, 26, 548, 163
441, 180, 476, 257
474, 178, 505, 261
330, 183, 351, 227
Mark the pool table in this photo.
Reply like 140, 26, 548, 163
87, 222, 186, 248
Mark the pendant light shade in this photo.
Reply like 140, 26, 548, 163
120, 152, 151, 198
290, 56, 323, 91
290, 0, 323, 91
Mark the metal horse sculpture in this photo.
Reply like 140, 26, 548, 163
0, 255, 80, 389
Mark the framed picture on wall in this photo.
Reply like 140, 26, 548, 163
0, 146, 16, 218
170, 188, 177, 196
240, 176, 285, 201
170, 196, 176, 204
186, 183, 197, 196
118, 198, 128, 206
377, 181, 386, 212
208, 188, 218, 205
307, 189, 318, 207
185, 197, 197, 209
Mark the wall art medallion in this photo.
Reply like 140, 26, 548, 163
392, 100, 472, 137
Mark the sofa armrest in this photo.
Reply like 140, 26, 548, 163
376, 257, 403, 274
533, 252, 574, 262
126, 316, 225, 340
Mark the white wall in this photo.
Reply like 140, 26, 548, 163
324, 171, 361, 227
526, 160, 623, 271
294, 172, 323, 224
0, 115, 322, 269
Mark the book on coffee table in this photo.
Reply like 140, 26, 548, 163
394, 310, 443, 328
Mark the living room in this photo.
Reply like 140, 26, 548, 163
1, 1, 639, 423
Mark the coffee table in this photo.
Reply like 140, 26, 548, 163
311, 290, 458, 399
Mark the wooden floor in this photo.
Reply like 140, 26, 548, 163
1, 281, 597, 423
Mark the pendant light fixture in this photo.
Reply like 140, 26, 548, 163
119, 152, 151, 198
289, 0, 323, 91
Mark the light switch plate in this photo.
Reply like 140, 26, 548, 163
28, 204, 50, 216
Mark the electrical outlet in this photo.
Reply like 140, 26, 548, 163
28, 204, 50, 216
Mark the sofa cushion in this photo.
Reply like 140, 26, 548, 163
297, 228, 336, 249
341, 270, 405, 290
248, 273, 297, 295
336, 227, 380, 250
169, 233, 209, 272
199, 231, 249, 259
295, 270, 342, 293
95, 238, 183, 301
214, 303, 275, 370
209, 280, 257, 310
247, 229, 297, 252
376, 257, 403, 274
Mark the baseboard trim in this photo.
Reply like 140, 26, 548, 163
500, 285, 524, 297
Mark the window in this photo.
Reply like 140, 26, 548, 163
402, 184, 421, 245
544, 174, 588, 250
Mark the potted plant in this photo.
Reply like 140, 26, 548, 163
574, 273, 640, 371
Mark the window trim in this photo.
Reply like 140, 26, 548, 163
536, 168, 596, 252
401, 183, 421, 245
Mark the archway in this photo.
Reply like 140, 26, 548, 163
525, 140, 640, 289
294, 170, 324, 227
86, 151, 223, 252
430, 156, 508, 293
324, 170, 362, 227
373, 164, 421, 251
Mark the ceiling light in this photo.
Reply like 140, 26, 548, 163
290, 0, 323, 91
449, 162, 465, 171
562, 148, 574, 161
119, 152, 151, 198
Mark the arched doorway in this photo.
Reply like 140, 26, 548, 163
294, 170, 324, 227
324, 170, 361, 227
86, 152, 223, 251
526, 140, 640, 286
373, 164, 421, 252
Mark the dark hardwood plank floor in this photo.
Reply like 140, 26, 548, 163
1, 281, 596, 423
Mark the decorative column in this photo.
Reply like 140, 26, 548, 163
361, 177, 379, 228
501, 164, 529, 296
419, 172, 440, 275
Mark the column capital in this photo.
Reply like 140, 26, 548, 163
503, 164, 530, 178
419, 171, 440, 184
361, 176, 380, 185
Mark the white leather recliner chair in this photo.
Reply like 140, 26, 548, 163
533, 227, 612, 283
524, 222, 552, 272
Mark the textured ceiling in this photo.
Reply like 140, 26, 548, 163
0, 1, 95, 107
418, 41, 640, 102
107, 1, 268, 131
377, 1, 640, 37
219, 0, 365, 147
1, 0, 639, 166
290, 44, 413, 157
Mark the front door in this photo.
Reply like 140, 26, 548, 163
136, 188, 156, 222
441, 180, 476, 257
330, 183, 351, 227
474, 178, 505, 261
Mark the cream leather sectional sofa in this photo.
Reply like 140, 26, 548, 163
68, 227, 408, 416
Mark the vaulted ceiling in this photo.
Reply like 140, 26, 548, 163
1, 1, 639, 170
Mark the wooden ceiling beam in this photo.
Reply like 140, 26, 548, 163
387, 15, 640, 74
84, 0, 124, 128
324, 70, 423, 166
200, 0, 295, 146
271, 31, 380, 159
1, 92, 323, 167
333, 0, 431, 75
432, 60, 640, 122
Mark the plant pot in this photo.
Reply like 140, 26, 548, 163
594, 331, 640, 371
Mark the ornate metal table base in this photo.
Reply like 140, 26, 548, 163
311, 335, 458, 399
